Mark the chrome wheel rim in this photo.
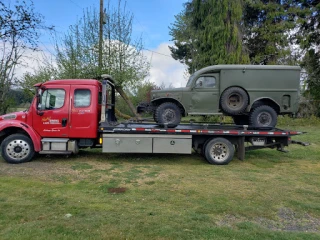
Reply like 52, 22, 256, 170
210, 142, 230, 163
6, 139, 30, 161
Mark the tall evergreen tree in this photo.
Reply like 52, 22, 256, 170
295, 0, 320, 115
169, 0, 249, 73
243, 0, 298, 65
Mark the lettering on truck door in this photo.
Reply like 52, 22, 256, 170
32, 85, 70, 137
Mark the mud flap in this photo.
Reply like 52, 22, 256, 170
237, 136, 245, 161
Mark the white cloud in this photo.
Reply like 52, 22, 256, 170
143, 43, 187, 88
14, 42, 187, 89
14, 46, 55, 79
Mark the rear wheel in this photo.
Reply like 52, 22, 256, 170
249, 105, 277, 127
154, 102, 181, 127
204, 138, 234, 165
1, 134, 35, 164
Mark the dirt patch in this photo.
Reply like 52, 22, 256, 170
256, 207, 320, 232
216, 208, 320, 233
108, 187, 127, 194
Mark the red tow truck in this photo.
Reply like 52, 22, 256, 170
0, 76, 306, 165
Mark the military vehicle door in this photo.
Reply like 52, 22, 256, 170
189, 74, 219, 114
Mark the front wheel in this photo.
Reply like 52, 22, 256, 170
154, 102, 181, 127
204, 138, 235, 165
1, 134, 35, 164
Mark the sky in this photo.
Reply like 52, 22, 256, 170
12, 0, 189, 87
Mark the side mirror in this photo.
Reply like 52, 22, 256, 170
36, 88, 44, 116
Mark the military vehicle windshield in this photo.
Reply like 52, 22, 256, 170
186, 74, 195, 87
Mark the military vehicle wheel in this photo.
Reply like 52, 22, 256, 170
1, 134, 35, 164
204, 138, 234, 165
232, 115, 249, 125
220, 87, 249, 115
155, 102, 181, 127
249, 105, 277, 127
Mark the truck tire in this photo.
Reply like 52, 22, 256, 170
249, 105, 277, 127
204, 138, 235, 165
220, 87, 249, 115
155, 102, 181, 127
1, 134, 35, 164
232, 115, 249, 125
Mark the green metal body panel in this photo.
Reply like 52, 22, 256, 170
151, 65, 301, 115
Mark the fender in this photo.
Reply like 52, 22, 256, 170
249, 97, 281, 112
0, 120, 42, 152
151, 97, 187, 114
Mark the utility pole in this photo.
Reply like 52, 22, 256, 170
99, 0, 104, 72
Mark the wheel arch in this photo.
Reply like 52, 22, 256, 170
0, 123, 42, 152
152, 97, 186, 117
250, 97, 280, 113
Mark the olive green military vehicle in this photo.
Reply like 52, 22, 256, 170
137, 65, 301, 127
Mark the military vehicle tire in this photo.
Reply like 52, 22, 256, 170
232, 115, 249, 125
249, 105, 277, 127
1, 134, 35, 164
220, 87, 249, 115
155, 102, 181, 127
204, 138, 234, 165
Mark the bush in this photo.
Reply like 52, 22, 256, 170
277, 115, 320, 127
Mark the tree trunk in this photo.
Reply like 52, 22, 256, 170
115, 85, 141, 119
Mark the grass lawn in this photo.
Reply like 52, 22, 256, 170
0, 119, 320, 239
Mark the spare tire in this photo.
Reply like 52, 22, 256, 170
220, 87, 249, 115
154, 102, 181, 127
249, 105, 277, 127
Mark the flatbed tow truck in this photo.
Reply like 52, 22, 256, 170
0, 76, 306, 165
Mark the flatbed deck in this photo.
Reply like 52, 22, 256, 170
100, 121, 302, 137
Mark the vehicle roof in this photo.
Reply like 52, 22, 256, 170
34, 79, 101, 87
193, 64, 301, 76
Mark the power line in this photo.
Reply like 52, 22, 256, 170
143, 48, 173, 58
68, 0, 83, 9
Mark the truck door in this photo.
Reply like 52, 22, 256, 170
189, 74, 220, 114
68, 85, 99, 138
32, 85, 70, 137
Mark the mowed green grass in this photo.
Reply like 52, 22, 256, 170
0, 121, 320, 239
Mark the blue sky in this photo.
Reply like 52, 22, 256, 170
31, 0, 186, 49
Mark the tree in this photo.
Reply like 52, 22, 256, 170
20, 63, 58, 99
0, 0, 53, 114
243, 0, 299, 65
296, 0, 320, 115
55, 0, 149, 118
169, 0, 249, 73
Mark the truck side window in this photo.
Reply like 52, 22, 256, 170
40, 89, 65, 110
195, 76, 216, 88
74, 89, 91, 107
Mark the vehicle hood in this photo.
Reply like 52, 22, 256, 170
151, 87, 188, 101
0, 111, 27, 123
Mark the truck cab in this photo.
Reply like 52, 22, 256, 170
32, 79, 102, 139
0, 79, 104, 164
